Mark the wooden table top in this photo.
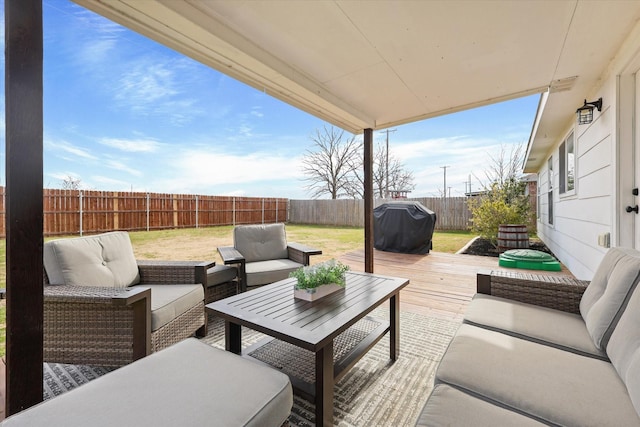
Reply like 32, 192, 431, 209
206, 271, 409, 352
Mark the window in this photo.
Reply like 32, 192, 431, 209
559, 131, 575, 194
548, 156, 553, 225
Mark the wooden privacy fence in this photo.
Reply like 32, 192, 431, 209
0, 187, 287, 237
288, 197, 471, 231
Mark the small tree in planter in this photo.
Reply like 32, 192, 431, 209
468, 178, 532, 248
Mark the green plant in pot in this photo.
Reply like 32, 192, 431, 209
290, 259, 350, 301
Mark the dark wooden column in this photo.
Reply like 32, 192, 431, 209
363, 128, 374, 273
5, 0, 44, 415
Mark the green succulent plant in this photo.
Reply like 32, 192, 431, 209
290, 259, 350, 290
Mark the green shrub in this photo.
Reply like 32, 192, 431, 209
468, 179, 532, 247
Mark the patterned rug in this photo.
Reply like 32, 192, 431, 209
43, 308, 460, 426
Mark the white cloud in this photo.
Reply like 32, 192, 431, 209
105, 159, 143, 177
99, 138, 161, 153
387, 136, 526, 197
112, 59, 202, 124
46, 139, 97, 160
149, 148, 304, 194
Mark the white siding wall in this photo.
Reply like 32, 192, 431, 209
536, 29, 640, 280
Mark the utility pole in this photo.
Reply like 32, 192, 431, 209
383, 128, 396, 198
440, 165, 449, 222
440, 166, 449, 199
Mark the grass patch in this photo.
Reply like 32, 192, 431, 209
0, 225, 475, 357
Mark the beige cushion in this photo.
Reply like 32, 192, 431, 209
436, 324, 640, 426
245, 259, 303, 287
464, 294, 606, 359
43, 231, 140, 287
581, 248, 636, 313
234, 223, 288, 263
1, 338, 293, 427
417, 384, 546, 426
582, 251, 640, 349
607, 276, 640, 417
206, 265, 237, 286
131, 284, 204, 331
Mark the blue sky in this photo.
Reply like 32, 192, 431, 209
2, 1, 540, 199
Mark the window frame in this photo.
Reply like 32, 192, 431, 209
559, 131, 576, 197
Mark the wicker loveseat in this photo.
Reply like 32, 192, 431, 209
218, 223, 322, 292
43, 231, 209, 367
418, 247, 640, 426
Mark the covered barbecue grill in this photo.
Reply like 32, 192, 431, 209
373, 201, 437, 254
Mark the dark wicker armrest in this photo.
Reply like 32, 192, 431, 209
44, 285, 150, 305
218, 246, 246, 265
287, 242, 322, 265
137, 260, 214, 285
44, 285, 152, 366
477, 269, 590, 314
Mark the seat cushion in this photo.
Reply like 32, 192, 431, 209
131, 284, 204, 331
436, 324, 640, 427
1, 338, 292, 427
606, 274, 640, 417
245, 259, 303, 287
417, 384, 546, 426
234, 223, 289, 263
206, 265, 237, 286
44, 231, 140, 287
581, 249, 640, 349
464, 294, 606, 359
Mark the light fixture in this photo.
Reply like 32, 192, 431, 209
576, 97, 602, 125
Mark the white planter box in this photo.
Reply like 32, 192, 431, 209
294, 283, 345, 302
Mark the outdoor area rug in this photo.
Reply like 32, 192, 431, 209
42, 308, 460, 426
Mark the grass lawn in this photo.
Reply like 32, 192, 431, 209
0, 225, 475, 357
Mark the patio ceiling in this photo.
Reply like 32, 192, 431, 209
72, 1, 640, 170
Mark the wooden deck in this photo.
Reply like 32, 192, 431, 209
338, 249, 573, 322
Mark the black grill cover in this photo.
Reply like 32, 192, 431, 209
373, 201, 436, 254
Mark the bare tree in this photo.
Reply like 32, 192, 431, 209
61, 175, 82, 190
344, 143, 415, 199
474, 142, 525, 190
301, 126, 362, 199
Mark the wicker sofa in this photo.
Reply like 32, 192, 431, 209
218, 223, 322, 292
43, 231, 209, 367
418, 247, 640, 426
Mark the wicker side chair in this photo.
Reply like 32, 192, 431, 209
218, 223, 322, 292
477, 269, 590, 314
43, 232, 211, 367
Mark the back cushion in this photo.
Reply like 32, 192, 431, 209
606, 279, 640, 417
580, 248, 640, 349
43, 231, 140, 287
234, 223, 289, 263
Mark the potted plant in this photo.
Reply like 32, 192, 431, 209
290, 259, 350, 302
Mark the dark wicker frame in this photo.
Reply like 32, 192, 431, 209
43, 260, 213, 367
477, 269, 590, 314
218, 242, 322, 292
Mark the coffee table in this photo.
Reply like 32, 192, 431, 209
206, 271, 409, 427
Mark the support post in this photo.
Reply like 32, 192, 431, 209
5, 0, 44, 414
364, 128, 374, 273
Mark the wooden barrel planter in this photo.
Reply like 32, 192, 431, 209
497, 224, 529, 253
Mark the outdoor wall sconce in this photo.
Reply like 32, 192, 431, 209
576, 97, 603, 125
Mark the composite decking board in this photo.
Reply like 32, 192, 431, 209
336, 249, 573, 321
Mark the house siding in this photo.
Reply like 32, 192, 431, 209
535, 25, 640, 280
